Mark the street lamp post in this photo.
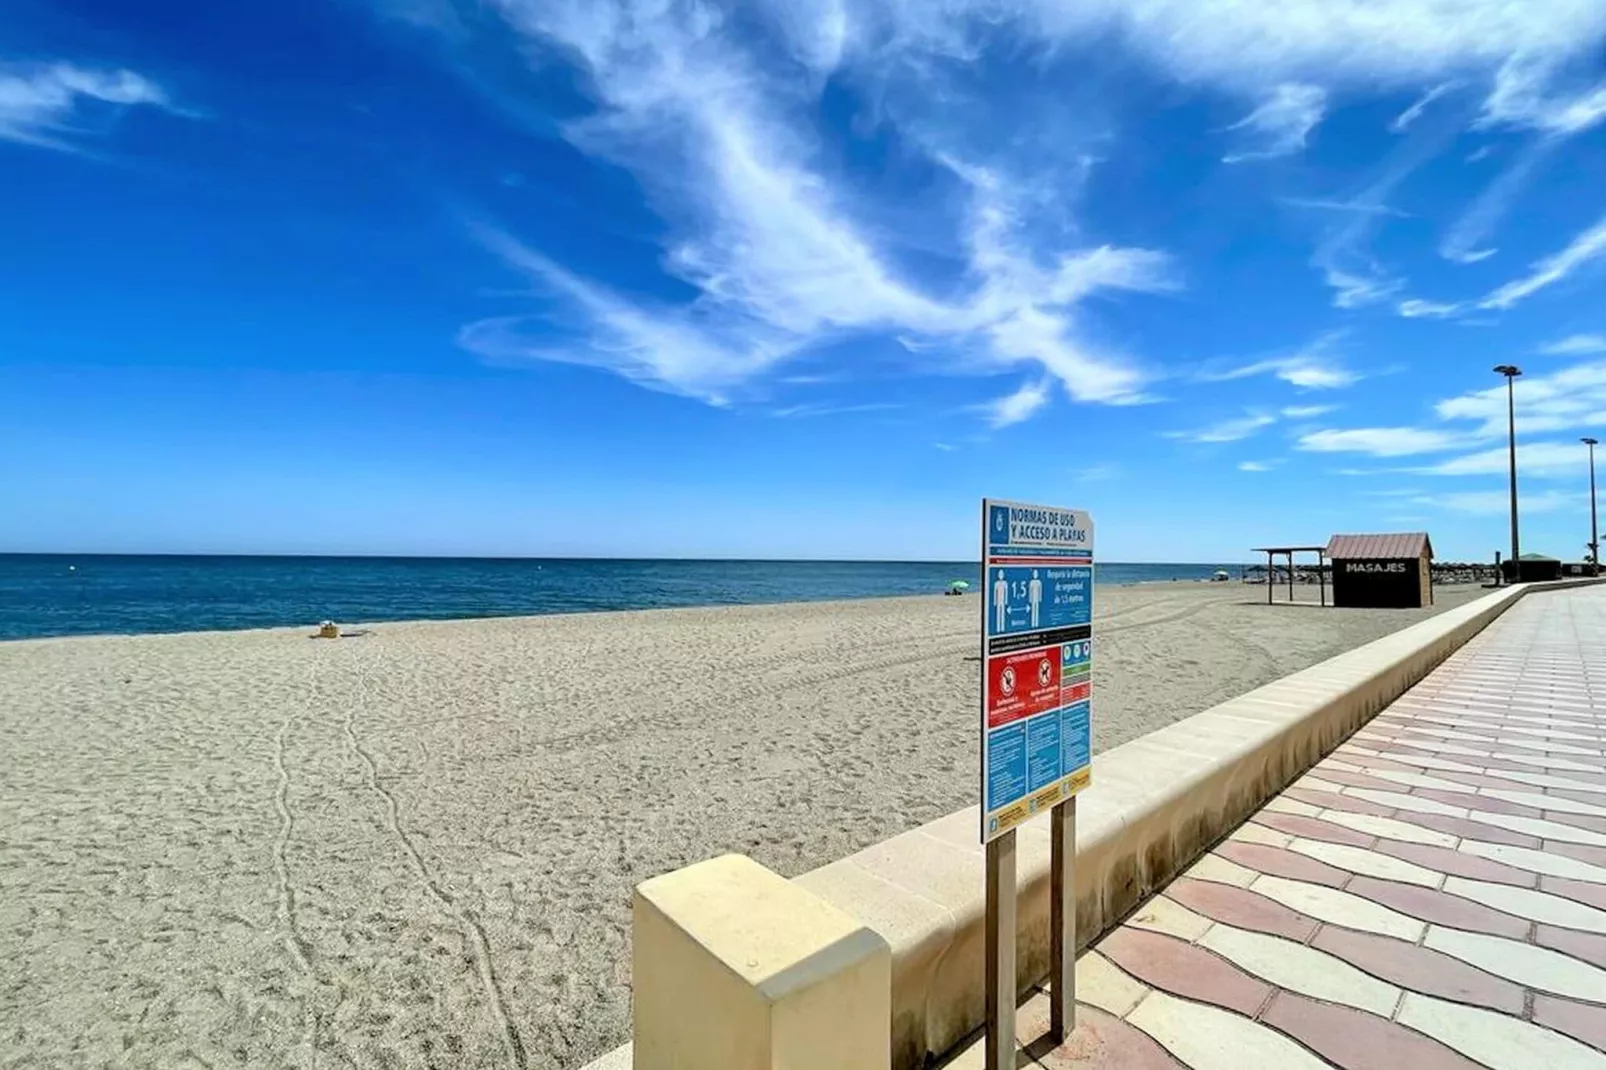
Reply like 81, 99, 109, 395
1585, 437, 1600, 578
1494, 365, 1523, 576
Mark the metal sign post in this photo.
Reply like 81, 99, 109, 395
980, 499, 1094, 1067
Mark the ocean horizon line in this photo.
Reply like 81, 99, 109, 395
0, 551, 1255, 566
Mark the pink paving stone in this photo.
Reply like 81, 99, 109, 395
1549, 812, 1606, 836
1413, 788, 1545, 818
1215, 841, 1351, 889
1373, 840, 1537, 888
1022, 1002, 1186, 1070
1541, 786, 1606, 809
1540, 875, 1606, 911
1260, 990, 1486, 1070
1165, 879, 1320, 942
1425, 768, 1543, 792
1250, 812, 1376, 848
1427, 705, 1602, 728
1536, 924, 1606, 972
1547, 841, 1606, 867
1344, 875, 1531, 938
1311, 767, 1411, 792
1096, 928, 1272, 1019
1284, 787, 1398, 817
1532, 995, 1606, 1053
1310, 925, 1526, 1015
1332, 752, 1434, 775
1405, 812, 1543, 847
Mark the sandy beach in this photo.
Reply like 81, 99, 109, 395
0, 582, 1486, 1069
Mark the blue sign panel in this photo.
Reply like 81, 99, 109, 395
985, 721, 1028, 812
986, 565, 1092, 638
1060, 701, 1091, 775
981, 498, 1095, 843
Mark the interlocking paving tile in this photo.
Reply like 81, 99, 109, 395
1027, 1003, 1185, 1070
1397, 992, 1606, 1070
1196, 923, 1399, 1015
1424, 926, 1606, 1000
1283, 787, 1398, 818
1213, 841, 1351, 889
1126, 989, 1331, 1070
1287, 838, 1443, 888
1444, 875, 1606, 932
1259, 990, 1483, 1070
1098, 928, 1271, 1018
1535, 923, 1606, 972
1375, 840, 1537, 887
1344, 874, 1532, 937
1310, 924, 1526, 1015
1533, 995, 1606, 1052
1309, 809, 1458, 847
1126, 895, 1214, 941
1544, 875, 1606, 911
1164, 879, 1319, 943
1247, 875, 1426, 941
1251, 810, 1376, 846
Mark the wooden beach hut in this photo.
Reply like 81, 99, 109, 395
1326, 532, 1433, 608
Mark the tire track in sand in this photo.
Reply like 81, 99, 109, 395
271, 712, 312, 974
344, 655, 527, 1070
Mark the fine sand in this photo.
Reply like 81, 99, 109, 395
0, 582, 1486, 1069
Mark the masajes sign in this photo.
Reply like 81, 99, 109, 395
980, 499, 1094, 843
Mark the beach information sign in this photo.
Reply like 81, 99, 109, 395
981, 499, 1093, 843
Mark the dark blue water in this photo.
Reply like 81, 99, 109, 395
0, 556, 1250, 640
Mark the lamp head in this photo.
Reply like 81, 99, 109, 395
1493, 364, 1522, 378
1585, 437, 1600, 446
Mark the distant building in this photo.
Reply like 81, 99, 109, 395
1512, 553, 1563, 583
1326, 533, 1433, 609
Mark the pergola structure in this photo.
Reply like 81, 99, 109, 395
1250, 545, 1328, 607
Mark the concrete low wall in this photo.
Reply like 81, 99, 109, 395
586, 580, 1595, 1070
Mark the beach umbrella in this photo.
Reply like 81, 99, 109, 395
949, 580, 971, 590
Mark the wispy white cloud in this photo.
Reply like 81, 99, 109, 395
1413, 489, 1581, 516
1281, 404, 1336, 419
769, 402, 902, 419
1281, 198, 1410, 219
1075, 462, 1121, 483
1541, 334, 1606, 355
1481, 58, 1606, 135
459, 226, 792, 404
1297, 427, 1465, 457
0, 62, 176, 150
1165, 413, 1276, 444
1238, 459, 1284, 473
429, 0, 1606, 411
1405, 212, 1606, 317
453, 2, 1176, 411
1398, 299, 1463, 319
1439, 139, 1558, 267
984, 379, 1053, 428
1479, 212, 1606, 310
1433, 360, 1606, 438
1413, 440, 1599, 478
1207, 334, 1361, 390
1391, 82, 1458, 132
1222, 84, 1325, 163
1300, 359, 1606, 470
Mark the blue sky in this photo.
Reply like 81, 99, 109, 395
5, 1, 1606, 562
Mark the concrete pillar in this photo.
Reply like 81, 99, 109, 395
633, 854, 891, 1070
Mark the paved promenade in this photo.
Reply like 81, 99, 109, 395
970, 585, 1606, 1069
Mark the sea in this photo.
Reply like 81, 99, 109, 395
0, 555, 1250, 641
